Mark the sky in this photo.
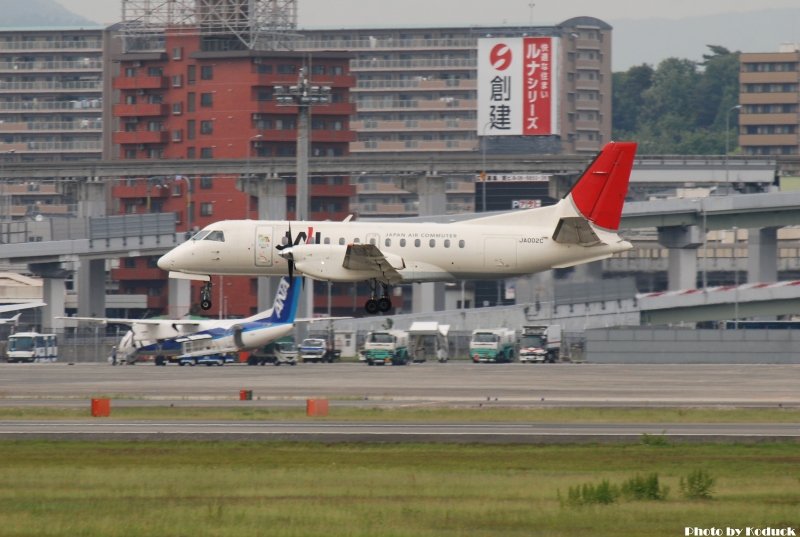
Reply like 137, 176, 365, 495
57, 0, 800, 27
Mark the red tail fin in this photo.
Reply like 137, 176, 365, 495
567, 141, 637, 231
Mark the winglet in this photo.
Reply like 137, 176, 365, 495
252, 276, 302, 324
566, 141, 637, 231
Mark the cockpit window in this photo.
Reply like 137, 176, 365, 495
191, 230, 211, 241
204, 230, 225, 242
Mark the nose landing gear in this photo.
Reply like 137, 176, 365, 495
200, 281, 213, 310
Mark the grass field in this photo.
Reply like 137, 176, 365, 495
0, 440, 798, 537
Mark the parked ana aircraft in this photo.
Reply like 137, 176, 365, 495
59, 277, 300, 365
159, 141, 637, 314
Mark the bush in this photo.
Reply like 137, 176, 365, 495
621, 473, 669, 501
680, 469, 715, 500
562, 479, 620, 506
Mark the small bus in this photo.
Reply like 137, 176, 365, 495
6, 332, 58, 363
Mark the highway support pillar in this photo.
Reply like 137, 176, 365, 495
413, 174, 447, 314
168, 277, 191, 318
658, 225, 702, 291
747, 227, 778, 283
77, 258, 106, 318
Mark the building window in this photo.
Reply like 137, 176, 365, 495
200, 65, 213, 80
172, 47, 182, 60
200, 202, 214, 216
187, 92, 196, 112
200, 176, 213, 189
125, 67, 136, 77
187, 65, 196, 85
172, 75, 183, 88
277, 64, 296, 74
172, 102, 182, 115
187, 120, 196, 140
200, 93, 213, 107
200, 147, 213, 159
187, 147, 195, 158
172, 130, 183, 142
200, 120, 213, 135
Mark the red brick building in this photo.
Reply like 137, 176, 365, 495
110, 32, 355, 317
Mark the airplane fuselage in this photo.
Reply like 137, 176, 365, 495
159, 217, 630, 283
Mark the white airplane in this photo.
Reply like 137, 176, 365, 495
59, 277, 301, 365
0, 302, 46, 325
158, 141, 637, 314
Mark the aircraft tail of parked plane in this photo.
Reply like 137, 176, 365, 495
158, 141, 637, 314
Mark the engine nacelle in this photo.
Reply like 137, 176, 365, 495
287, 244, 404, 282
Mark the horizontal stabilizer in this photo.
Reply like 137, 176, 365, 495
552, 217, 602, 246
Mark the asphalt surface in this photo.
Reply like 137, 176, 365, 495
0, 362, 798, 442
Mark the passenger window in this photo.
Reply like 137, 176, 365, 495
324, 237, 331, 244
385, 238, 391, 247
353, 238, 361, 244
338, 237, 345, 245
429, 239, 435, 247
459, 240, 465, 248
400, 239, 406, 247
369, 237, 377, 245
414, 239, 421, 247
444, 239, 451, 248
204, 230, 225, 242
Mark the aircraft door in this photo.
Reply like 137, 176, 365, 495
255, 226, 274, 267
233, 325, 246, 349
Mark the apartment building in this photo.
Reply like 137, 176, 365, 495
298, 16, 612, 217
739, 44, 800, 157
111, 31, 356, 317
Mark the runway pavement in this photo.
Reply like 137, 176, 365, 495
0, 362, 798, 442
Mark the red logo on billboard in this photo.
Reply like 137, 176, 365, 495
489, 43, 513, 71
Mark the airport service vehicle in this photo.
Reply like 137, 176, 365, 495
518, 325, 562, 363
159, 142, 638, 314
470, 328, 516, 363
5, 332, 58, 363
408, 322, 449, 363
363, 330, 409, 366
247, 340, 298, 366
299, 338, 340, 363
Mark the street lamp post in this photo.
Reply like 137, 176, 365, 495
725, 104, 742, 186
274, 66, 331, 327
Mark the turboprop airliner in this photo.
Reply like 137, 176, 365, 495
59, 277, 301, 365
158, 141, 637, 314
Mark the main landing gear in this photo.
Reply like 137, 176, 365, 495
364, 280, 392, 315
200, 280, 213, 310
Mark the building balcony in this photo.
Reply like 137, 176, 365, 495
740, 113, 799, 126
353, 118, 476, 132
357, 99, 476, 112
113, 130, 169, 145
353, 78, 476, 92
740, 134, 800, 146
113, 76, 167, 90
114, 103, 168, 117
112, 183, 171, 199
740, 93, 800, 105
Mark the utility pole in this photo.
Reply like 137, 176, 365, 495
274, 66, 331, 332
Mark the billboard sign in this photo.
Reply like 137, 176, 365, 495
478, 37, 559, 136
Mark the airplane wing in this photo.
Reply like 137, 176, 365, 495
0, 301, 45, 314
295, 316, 352, 323
342, 243, 404, 284
57, 316, 203, 327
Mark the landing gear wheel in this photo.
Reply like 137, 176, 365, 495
377, 297, 392, 313
199, 281, 213, 311
365, 298, 379, 315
